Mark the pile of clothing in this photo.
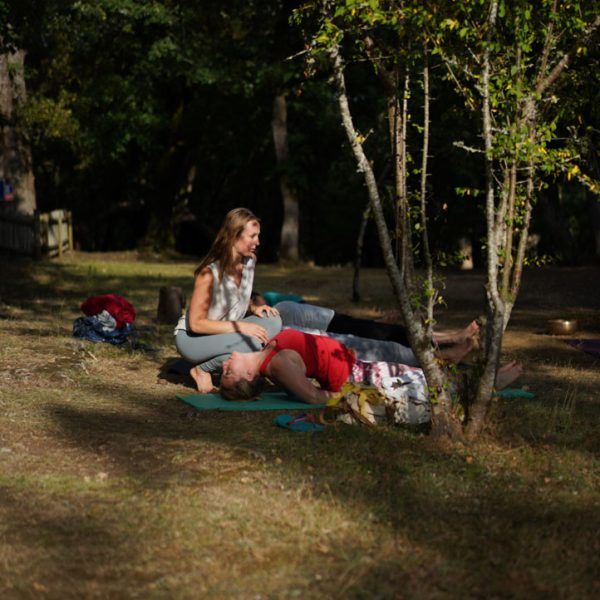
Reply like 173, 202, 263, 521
73, 294, 136, 345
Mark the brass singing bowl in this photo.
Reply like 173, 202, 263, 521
547, 319, 578, 335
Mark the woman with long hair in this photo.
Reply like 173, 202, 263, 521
175, 208, 282, 393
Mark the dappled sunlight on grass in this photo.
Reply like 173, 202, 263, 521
1, 252, 599, 597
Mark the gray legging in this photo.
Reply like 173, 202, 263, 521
282, 327, 418, 366
325, 332, 418, 366
275, 301, 418, 366
275, 301, 335, 330
176, 314, 282, 373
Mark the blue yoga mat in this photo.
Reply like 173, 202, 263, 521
177, 391, 324, 411
566, 339, 600, 359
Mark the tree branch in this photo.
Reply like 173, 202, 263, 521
536, 14, 600, 95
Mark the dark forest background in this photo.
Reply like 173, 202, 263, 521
1, 0, 598, 265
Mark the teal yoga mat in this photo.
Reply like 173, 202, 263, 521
262, 291, 304, 306
177, 391, 324, 411
496, 387, 535, 399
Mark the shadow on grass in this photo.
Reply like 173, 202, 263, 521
42, 395, 600, 598
4, 256, 600, 597
337, 487, 600, 598
0, 480, 151, 595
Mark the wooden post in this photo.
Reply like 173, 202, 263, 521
67, 210, 73, 251
33, 210, 41, 259
57, 210, 63, 257
157, 286, 185, 324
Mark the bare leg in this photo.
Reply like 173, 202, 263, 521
433, 320, 480, 345
190, 366, 216, 393
380, 309, 402, 324
436, 337, 474, 363
495, 361, 524, 389
380, 312, 479, 345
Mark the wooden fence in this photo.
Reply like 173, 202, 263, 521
0, 208, 73, 257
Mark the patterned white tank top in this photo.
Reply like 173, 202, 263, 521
174, 257, 255, 333
206, 257, 255, 321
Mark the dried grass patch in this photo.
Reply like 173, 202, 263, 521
0, 254, 599, 598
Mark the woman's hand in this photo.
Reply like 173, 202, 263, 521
250, 304, 279, 318
237, 321, 269, 344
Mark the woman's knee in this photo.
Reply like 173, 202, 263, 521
263, 314, 282, 337
274, 301, 333, 330
175, 333, 195, 362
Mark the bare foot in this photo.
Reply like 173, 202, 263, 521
437, 337, 474, 363
434, 320, 480, 345
495, 361, 524, 390
464, 320, 480, 339
190, 366, 216, 393
379, 309, 402, 324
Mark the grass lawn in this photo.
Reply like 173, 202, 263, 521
0, 251, 599, 599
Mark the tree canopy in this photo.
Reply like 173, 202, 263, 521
0, 0, 597, 265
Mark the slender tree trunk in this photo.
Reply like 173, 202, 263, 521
397, 71, 412, 281
364, 37, 412, 281
420, 44, 435, 326
272, 93, 299, 262
390, 94, 402, 265
329, 43, 462, 441
510, 149, 535, 298
352, 204, 370, 302
500, 162, 516, 294
0, 48, 36, 216
591, 201, 600, 258
353, 162, 390, 302
466, 0, 502, 437
466, 3, 600, 436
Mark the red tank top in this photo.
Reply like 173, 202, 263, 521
260, 329, 356, 392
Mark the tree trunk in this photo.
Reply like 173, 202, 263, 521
352, 204, 370, 302
272, 93, 299, 262
465, 0, 512, 438
157, 286, 186, 324
591, 195, 600, 259
0, 48, 36, 216
419, 44, 435, 325
329, 43, 462, 441
353, 162, 390, 302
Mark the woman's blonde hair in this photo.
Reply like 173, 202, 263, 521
194, 207, 260, 281
220, 375, 266, 401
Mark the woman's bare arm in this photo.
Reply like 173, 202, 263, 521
187, 267, 269, 341
266, 351, 332, 405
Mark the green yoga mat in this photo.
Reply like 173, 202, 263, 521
496, 387, 535, 399
177, 391, 324, 411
